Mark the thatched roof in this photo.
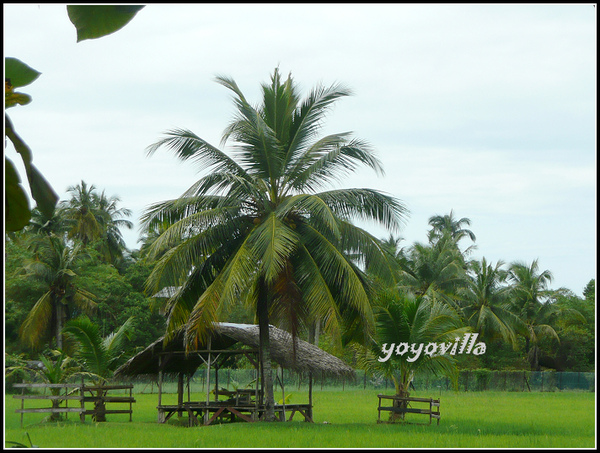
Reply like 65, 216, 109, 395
114, 323, 354, 379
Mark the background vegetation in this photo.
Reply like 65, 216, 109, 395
5, 180, 595, 374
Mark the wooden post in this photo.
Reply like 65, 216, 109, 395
205, 337, 212, 425
129, 386, 133, 422
308, 372, 313, 422
158, 355, 163, 416
187, 373, 191, 403
215, 364, 219, 402
280, 366, 286, 421
177, 372, 184, 417
20, 386, 25, 428
80, 376, 86, 423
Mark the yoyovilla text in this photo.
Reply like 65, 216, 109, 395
378, 333, 486, 363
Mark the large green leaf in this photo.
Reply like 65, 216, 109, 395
5, 115, 59, 220
67, 5, 145, 42
5, 157, 31, 231
4, 57, 41, 88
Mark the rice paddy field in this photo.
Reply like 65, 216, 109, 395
4, 389, 596, 449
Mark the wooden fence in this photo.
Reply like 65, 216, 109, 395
13, 383, 135, 427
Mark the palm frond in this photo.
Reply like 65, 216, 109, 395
317, 188, 408, 234
62, 317, 108, 378
250, 212, 300, 285
19, 291, 53, 348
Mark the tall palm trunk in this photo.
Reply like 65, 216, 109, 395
257, 279, 275, 421
54, 297, 64, 350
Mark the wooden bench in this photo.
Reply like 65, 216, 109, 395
377, 394, 440, 425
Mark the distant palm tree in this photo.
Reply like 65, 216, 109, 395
95, 190, 133, 263
26, 206, 68, 237
507, 259, 558, 370
142, 68, 408, 420
399, 233, 469, 306
19, 234, 97, 350
458, 258, 526, 348
428, 210, 476, 249
61, 181, 133, 263
62, 181, 103, 246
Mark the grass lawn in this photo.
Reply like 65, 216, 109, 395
4, 389, 596, 448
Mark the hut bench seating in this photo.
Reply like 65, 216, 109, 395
157, 401, 313, 426
377, 394, 441, 425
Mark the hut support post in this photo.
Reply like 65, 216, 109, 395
187, 373, 191, 403
280, 366, 286, 421
214, 365, 219, 402
157, 356, 163, 423
308, 372, 313, 422
204, 337, 212, 425
177, 372, 184, 417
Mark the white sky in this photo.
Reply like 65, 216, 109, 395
4, 4, 596, 296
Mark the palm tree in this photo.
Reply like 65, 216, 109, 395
61, 181, 133, 264
427, 210, 476, 245
355, 290, 466, 420
142, 68, 408, 420
26, 206, 69, 237
94, 190, 133, 264
61, 181, 103, 246
18, 234, 97, 350
507, 259, 558, 370
458, 258, 526, 348
398, 232, 469, 306
62, 316, 134, 421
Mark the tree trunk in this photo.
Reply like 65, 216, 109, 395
94, 388, 107, 422
50, 389, 62, 421
257, 279, 275, 421
55, 300, 63, 350
391, 376, 410, 422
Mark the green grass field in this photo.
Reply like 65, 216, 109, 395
4, 389, 596, 448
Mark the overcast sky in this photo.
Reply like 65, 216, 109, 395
4, 4, 596, 296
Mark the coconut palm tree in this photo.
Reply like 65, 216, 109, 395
61, 181, 133, 264
427, 210, 476, 245
507, 259, 558, 370
26, 206, 69, 238
355, 290, 466, 420
62, 316, 135, 421
398, 232, 469, 307
142, 68, 408, 420
94, 190, 133, 264
61, 181, 103, 246
18, 234, 97, 350
458, 258, 526, 348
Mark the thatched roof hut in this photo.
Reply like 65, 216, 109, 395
114, 322, 354, 379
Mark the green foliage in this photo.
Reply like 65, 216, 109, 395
354, 290, 467, 396
62, 316, 134, 383
67, 5, 144, 42
17, 234, 98, 350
